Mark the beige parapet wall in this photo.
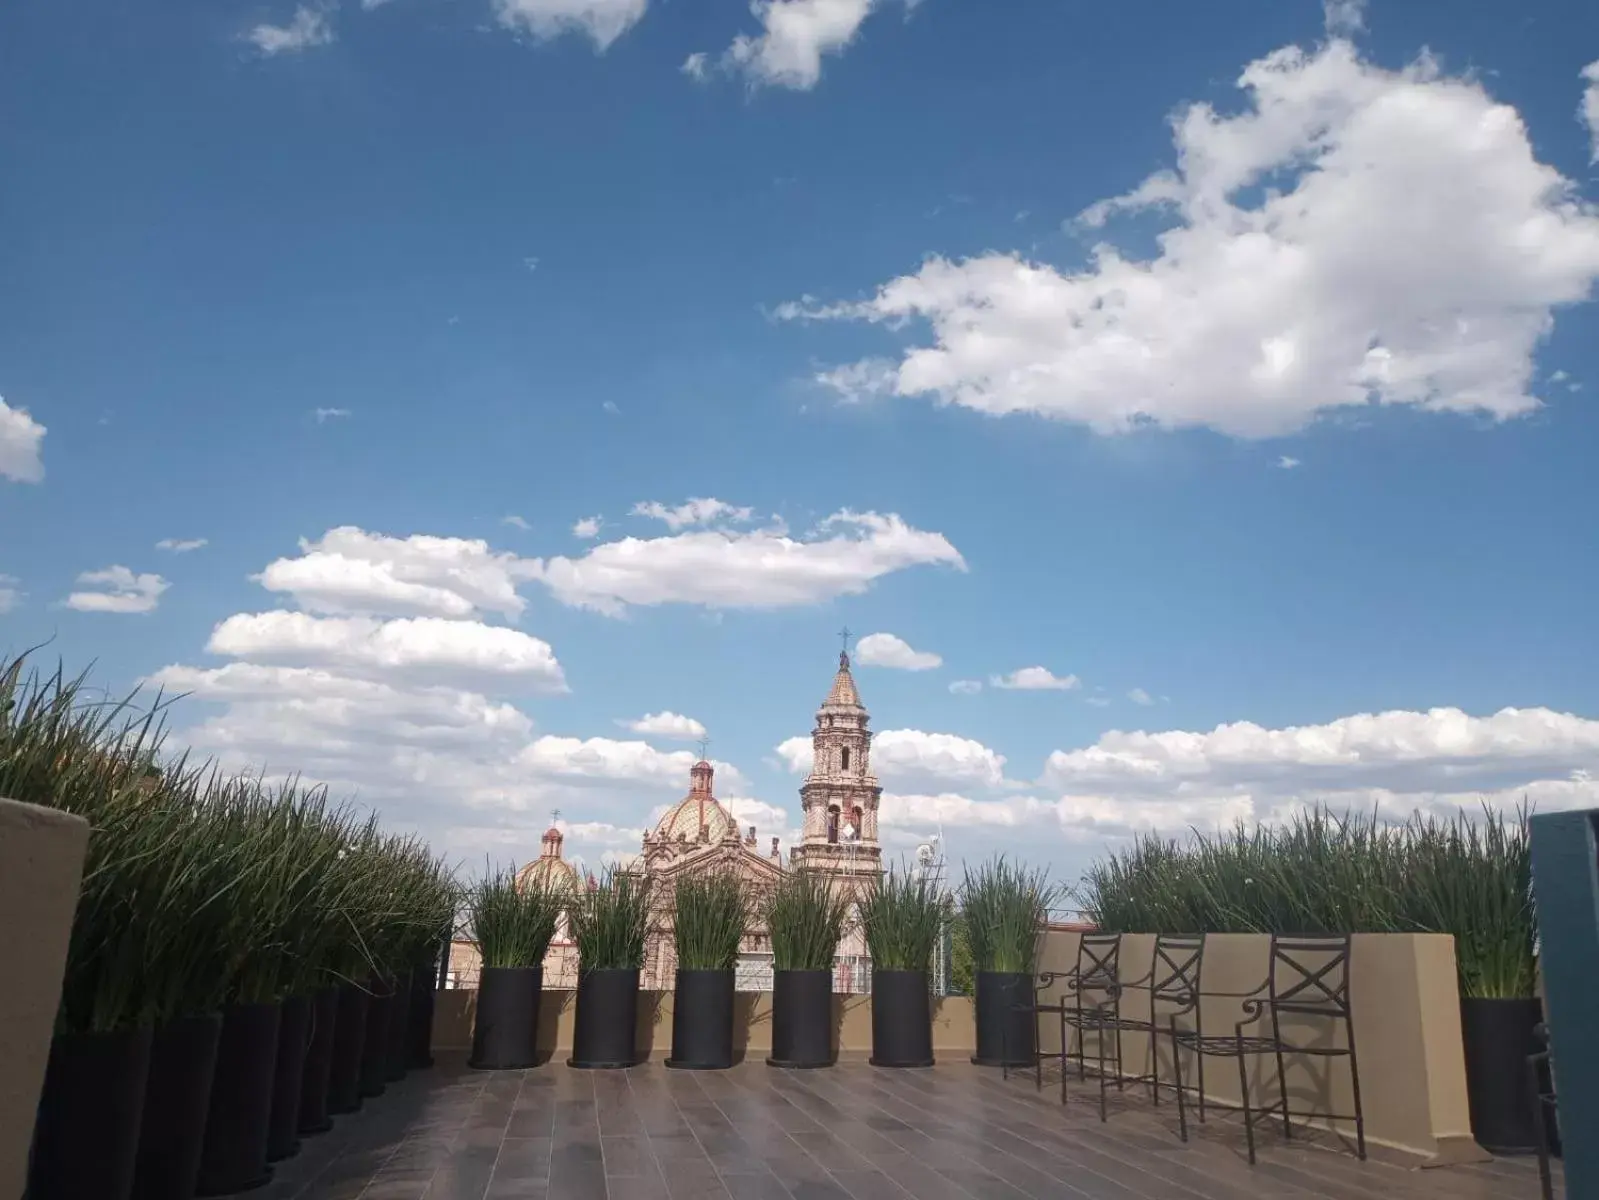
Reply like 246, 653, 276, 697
1037, 929, 1486, 1165
0, 797, 91, 1200
433, 990, 978, 1060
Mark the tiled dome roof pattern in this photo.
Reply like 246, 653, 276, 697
653, 771, 738, 842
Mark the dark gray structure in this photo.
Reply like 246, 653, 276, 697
1529, 807, 1599, 1200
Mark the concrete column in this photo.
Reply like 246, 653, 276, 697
0, 797, 90, 1200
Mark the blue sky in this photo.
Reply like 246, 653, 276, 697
4, 0, 1599, 898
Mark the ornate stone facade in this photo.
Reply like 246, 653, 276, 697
448, 647, 883, 991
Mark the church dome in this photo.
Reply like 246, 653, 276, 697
516, 822, 579, 893
516, 853, 579, 892
652, 759, 738, 843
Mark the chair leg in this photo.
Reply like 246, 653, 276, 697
1150, 1031, 1160, 1107
1274, 1043, 1292, 1142
1030, 1009, 1039, 1092
1098, 1029, 1109, 1122
1347, 1035, 1367, 1161
1059, 1010, 1068, 1105
1115, 1026, 1126, 1092
1197, 1047, 1207, 1123
1237, 1034, 1256, 1166
1172, 1032, 1188, 1144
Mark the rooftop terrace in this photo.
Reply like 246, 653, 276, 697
237, 1053, 1558, 1200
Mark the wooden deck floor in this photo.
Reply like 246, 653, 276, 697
235, 1052, 1560, 1200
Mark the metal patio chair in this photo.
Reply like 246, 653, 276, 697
1170, 933, 1365, 1165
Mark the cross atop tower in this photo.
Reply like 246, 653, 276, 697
696, 735, 711, 761
551, 808, 561, 826
838, 626, 852, 664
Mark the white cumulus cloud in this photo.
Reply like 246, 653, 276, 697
1322, 0, 1365, 36
525, 508, 964, 616
881, 791, 1050, 830
65, 566, 169, 614
714, 0, 915, 91
0, 397, 45, 483
618, 711, 708, 741
143, 531, 775, 870
206, 611, 568, 692
256, 527, 532, 620
785, 38, 1599, 438
631, 497, 754, 531
855, 632, 942, 671
157, 538, 208, 553
992, 666, 1079, 691
572, 516, 602, 539
0, 575, 21, 614
245, 4, 334, 55
775, 727, 1007, 790
491, 0, 648, 50
1127, 687, 1154, 706
948, 679, 983, 695
1038, 705, 1599, 841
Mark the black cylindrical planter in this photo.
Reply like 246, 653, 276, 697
407, 959, 438, 1069
133, 1013, 222, 1200
297, 987, 339, 1135
667, 968, 735, 1070
870, 969, 933, 1068
359, 977, 395, 1098
384, 970, 412, 1082
1461, 996, 1545, 1154
326, 983, 369, 1115
29, 1025, 153, 1200
568, 967, 640, 1069
195, 1001, 281, 1197
470, 966, 544, 1069
768, 969, 834, 1068
266, 995, 311, 1163
972, 972, 1034, 1067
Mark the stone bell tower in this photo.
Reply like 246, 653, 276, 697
790, 631, 883, 884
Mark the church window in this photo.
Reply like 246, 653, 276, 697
841, 746, 851, 771
827, 806, 840, 843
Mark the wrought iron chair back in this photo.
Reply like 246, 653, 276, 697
1150, 934, 1204, 1015
1260, 934, 1353, 1027
1074, 932, 1121, 996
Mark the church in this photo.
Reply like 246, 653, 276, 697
450, 644, 886, 991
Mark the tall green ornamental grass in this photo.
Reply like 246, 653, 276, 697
960, 857, 1060, 975
672, 872, 749, 972
1403, 806, 1537, 1000
0, 649, 461, 1028
1078, 803, 1539, 1001
860, 867, 945, 973
0, 656, 174, 1033
570, 869, 651, 971
470, 863, 565, 969
764, 869, 851, 972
